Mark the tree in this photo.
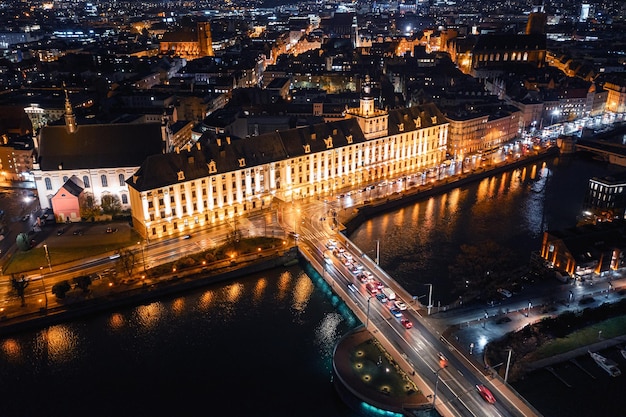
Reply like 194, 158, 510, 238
52, 280, 71, 299
116, 249, 136, 277
15, 232, 31, 251
73, 275, 92, 293
79, 192, 100, 220
10, 275, 29, 306
101, 194, 122, 215
448, 240, 515, 301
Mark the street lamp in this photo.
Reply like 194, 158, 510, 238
551, 109, 560, 126
375, 239, 380, 265
568, 290, 573, 307
425, 283, 433, 315
432, 365, 447, 409
504, 348, 513, 383
526, 300, 532, 317
366, 296, 372, 328
137, 241, 146, 273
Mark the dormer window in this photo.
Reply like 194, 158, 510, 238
303, 144, 311, 153
208, 160, 217, 174
431, 116, 437, 124
414, 118, 421, 128
346, 134, 353, 144
238, 158, 246, 167
177, 171, 185, 181
398, 123, 404, 132
324, 136, 333, 149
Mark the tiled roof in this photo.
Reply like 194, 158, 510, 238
38, 123, 164, 171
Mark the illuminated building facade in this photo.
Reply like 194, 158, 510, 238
159, 22, 214, 60
603, 74, 626, 114
127, 82, 449, 240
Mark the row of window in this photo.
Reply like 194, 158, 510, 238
44, 174, 127, 191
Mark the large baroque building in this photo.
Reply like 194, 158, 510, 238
127, 83, 449, 240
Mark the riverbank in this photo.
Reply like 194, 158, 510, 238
0, 246, 298, 337
340, 146, 559, 235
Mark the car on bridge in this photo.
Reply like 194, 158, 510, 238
389, 307, 403, 318
400, 318, 413, 329
376, 293, 388, 303
476, 384, 496, 404
394, 300, 407, 310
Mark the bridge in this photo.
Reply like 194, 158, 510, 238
576, 139, 626, 166
283, 173, 547, 417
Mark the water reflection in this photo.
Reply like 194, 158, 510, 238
252, 278, 268, 304
293, 271, 315, 313
108, 313, 125, 330
350, 158, 589, 304
277, 270, 292, 301
135, 302, 164, 329
35, 325, 79, 364
198, 289, 214, 310
1, 339, 21, 362
171, 297, 185, 315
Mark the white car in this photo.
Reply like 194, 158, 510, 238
343, 252, 353, 261
497, 288, 512, 298
394, 300, 407, 310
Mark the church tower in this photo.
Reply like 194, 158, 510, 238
197, 21, 214, 57
63, 84, 77, 134
345, 75, 388, 140
526, 0, 547, 34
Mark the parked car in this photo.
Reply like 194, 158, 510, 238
394, 300, 407, 310
389, 307, 403, 318
56, 228, 66, 236
106, 227, 118, 233
72, 229, 83, 236
497, 288, 512, 298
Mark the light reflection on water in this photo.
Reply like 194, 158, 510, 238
293, 271, 315, 314
350, 157, 612, 304
0, 266, 359, 417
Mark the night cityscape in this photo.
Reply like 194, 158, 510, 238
1, 0, 626, 416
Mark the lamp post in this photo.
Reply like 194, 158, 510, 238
551, 109, 560, 126
425, 283, 433, 315
504, 348, 513, 383
432, 365, 447, 409
526, 300, 532, 317
42, 243, 51, 311
375, 239, 380, 265
366, 296, 372, 328
568, 290, 573, 307
137, 241, 146, 273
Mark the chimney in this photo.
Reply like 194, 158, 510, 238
226, 136, 231, 145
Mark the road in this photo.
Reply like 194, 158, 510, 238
276, 190, 525, 416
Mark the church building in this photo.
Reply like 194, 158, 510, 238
33, 89, 169, 222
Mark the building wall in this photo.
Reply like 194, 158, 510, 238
51, 189, 81, 223
0, 146, 33, 181
129, 121, 448, 240
605, 81, 626, 114
35, 167, 136, 212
